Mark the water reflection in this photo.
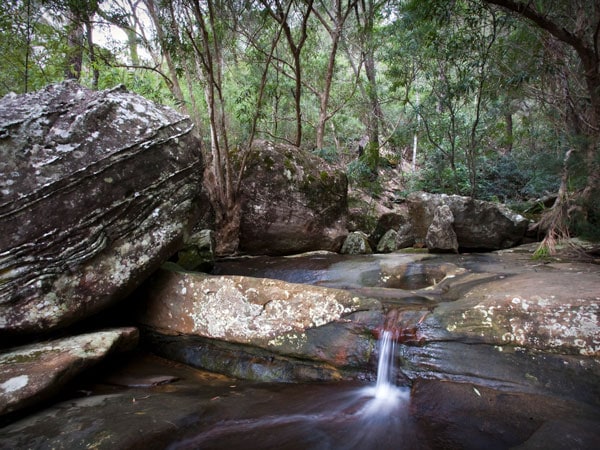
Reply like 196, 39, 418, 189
167, 328, 422, 450
167, 383, 422, 450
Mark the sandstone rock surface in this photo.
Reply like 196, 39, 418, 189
376, 229, 398, 253
238, 141, 348, 255
0, 327, 138, 417
425, 204, 458, 252
0, 82, 203, 336
340, 231, 373, 254
407, 191, 528, 250
135, 265, 381, 381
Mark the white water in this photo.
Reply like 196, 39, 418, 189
169, 329, 414, 450
375, 330, 397, 398
358, 329, 410, 418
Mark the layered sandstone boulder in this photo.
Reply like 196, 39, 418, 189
407, 191, 529, 250
0, 82, 203, 336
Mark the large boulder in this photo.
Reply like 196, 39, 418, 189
135, 265, 382, 381
238, 141, 348, 255
425, 204, 459, 253
0, 82, 203, 336
407, 191, 529, 250
0, 327, 138, 418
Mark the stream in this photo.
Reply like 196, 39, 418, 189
1, 250, 599, 449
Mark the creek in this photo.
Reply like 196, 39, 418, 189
1, 250, 599, 449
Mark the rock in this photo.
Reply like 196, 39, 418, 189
0, 327, 138, 418
0, 82, 203, 336
395, 222, 415, 249
370, 212, 408, 247
407, 191, 528, 250
340, 231, 373, 254
393, 266, 600, 405
238, 141, 348, 255
411, 378, 600, 450
176, 229, 215, 272
376, 229, 398, 253
425, 205, 458, 253
430, 271, 600, 356
135, 265, 382, 381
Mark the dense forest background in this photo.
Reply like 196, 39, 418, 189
2, 0, 599, 249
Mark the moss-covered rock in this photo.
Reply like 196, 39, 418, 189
238, 140, 348, 255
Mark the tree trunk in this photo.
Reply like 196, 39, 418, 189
64, 19, 84, 80
84, 18, 98, 89
145, 0, 188, 112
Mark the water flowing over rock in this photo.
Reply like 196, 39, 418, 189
388, 256, 600, 408
0, 82, 203, 336
407, 191, 529, 250
238, 141, 348, 255
135, 264, 382, 381
0, 327, 138, 418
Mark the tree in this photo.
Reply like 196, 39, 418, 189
339, 0, 388, 174
389, 0, 506, 196
309, 0, 357, 150
484, 0, 600, 248
259, 0, 314, 147
0, 0, 68, 94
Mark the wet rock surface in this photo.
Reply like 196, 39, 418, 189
1, 349, 598, 450
0, 327, 138, 419
0, 82, 203, 336
1, 247, 599, 448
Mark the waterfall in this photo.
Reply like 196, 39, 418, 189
374, 329, 397, 399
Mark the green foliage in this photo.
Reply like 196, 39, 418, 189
2, 0, 596, 242
0, 0, 67, 95
571, 195, 600, 241
415, 158, 472, 196
312, 147, 339, 164
477, 153, 561, 202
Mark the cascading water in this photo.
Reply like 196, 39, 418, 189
374, 329, 398, 399
360, 327, 409, 417
166, 320, 417, 449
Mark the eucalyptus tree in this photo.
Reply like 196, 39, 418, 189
350, 0, 388, 172
308, 0, 358, 150
0, 0, 99, 94
0, 0, 53, 94
44, 0, 103, 87
484, 0, 600, 248
387, 0, 507, 195
259, 0, 314, 147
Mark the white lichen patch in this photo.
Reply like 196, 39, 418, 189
0, 375, 29, 393
447, 291, 599, 356
163, 274, 364, 344
267, 332, 308, 349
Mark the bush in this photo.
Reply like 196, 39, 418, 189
415, 160, 471, 196
312, 146, 339, 164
